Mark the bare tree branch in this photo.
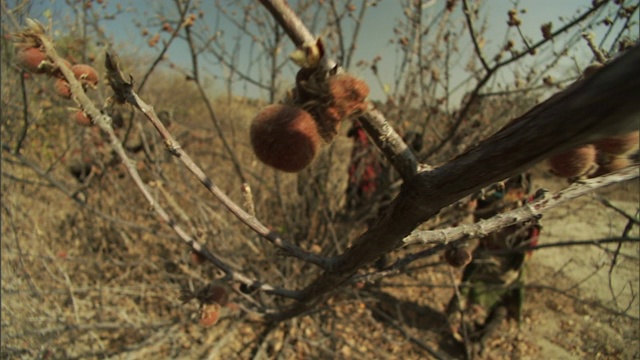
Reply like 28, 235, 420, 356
404, 166, 640, 246
104, 52, 330, 271
266, 42, 640, 320
259, 0, 420, 179
27, 23, 299, 299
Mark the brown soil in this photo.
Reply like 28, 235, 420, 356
1, 158, 638, 359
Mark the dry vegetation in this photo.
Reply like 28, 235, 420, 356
2, 1, 639, 359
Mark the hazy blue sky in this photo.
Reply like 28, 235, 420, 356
24, 0, 637, 103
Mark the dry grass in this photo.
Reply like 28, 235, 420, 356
2, 37, 638, 359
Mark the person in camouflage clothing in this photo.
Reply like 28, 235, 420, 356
447, 173, 541, 351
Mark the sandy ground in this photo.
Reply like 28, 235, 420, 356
521, 167, 639, 360
1, 163, 637, 359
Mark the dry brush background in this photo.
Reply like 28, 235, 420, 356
1, 0, 639, 359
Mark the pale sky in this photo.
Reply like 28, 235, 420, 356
24, 0, 638, 103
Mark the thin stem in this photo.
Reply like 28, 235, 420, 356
462, 0, 489, 73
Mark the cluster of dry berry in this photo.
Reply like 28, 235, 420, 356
548, 131, 639, 179
250, 71, 370, 173
14, 35, 99, 127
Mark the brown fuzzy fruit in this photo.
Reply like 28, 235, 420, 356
54, 78, 71, 99
316, 106, 344, 141
444, 246, 472, 268
594, 156, 631, 176
548, 144, 597, 178
16, 47, 47, 73
71, 64, 99, 87
594, 132, 639, 156
250, 104, 322, 172
328, 74, 370, 117
199, 303, 220, 327
74, 110, 92, 126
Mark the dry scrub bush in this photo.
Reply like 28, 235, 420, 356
1, 1, 639, 359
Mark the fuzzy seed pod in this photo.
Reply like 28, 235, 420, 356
74, 110, 92, 126
199, 303, 220, 327
548, 144, 597, 178
316, 106, 344, 141
601, 156, 631, 173
250, 104, 322, 172
16, 47, 47, 73
328, 74, 370, 117
444, 246, 472, 268
593, 156, 631, 177
54, 78, 71, 99
594, 132, 639, 156
71, 64, 99, 87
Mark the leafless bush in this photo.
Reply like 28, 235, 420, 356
1, 0, 638, 358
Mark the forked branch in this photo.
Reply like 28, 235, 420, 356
259, 0, 640, 317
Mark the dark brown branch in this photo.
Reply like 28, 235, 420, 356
404, 167, 640, 246
267, 43, 640, 320
423, 1, 609, 160
14, 69, 29, 153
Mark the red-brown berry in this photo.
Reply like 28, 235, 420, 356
594, 132, 639, 156
204, 285, 229, 306
16, 47, 47, 74
54, 78, 71, 99
593, 155, 631, 177
74, 110, 92, 126
196, 283, 229, 306
199, 303, 220, 327
548, 144, 597, 178
250, 104, 322, 172
71, 64, 99, 87
328, 74, 370, 117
